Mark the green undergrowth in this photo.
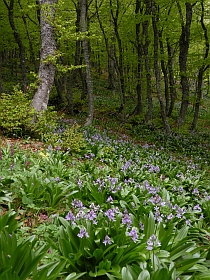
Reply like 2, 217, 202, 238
0, 126, 210, 279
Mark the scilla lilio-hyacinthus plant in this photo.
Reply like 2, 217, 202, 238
0, 127, 209, 279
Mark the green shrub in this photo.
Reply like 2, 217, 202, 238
0, 87, 33, 136
0, 87, 60, 139
43, 124, 87, 153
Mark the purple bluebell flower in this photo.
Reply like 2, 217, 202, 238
193, 204, 202, 211
77, 179, 83, 188
65, 211, 76, 223
146, 234, 161, 251
192, 188, 199, 195
103, 235, 113, 245
139, 222, 144, 230
86, 210, 97, 221
104, 209, 116, 221
128, 228, 138, 242
106, 196, 114, 203
186, 219, 191, 225
77, 228, 89, 238
122, 213, 132, 228
167, 213, 174, 220
71, 199, 84, 209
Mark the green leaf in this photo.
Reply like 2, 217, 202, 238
122, 267, 133, 280
137, 270, 150, 280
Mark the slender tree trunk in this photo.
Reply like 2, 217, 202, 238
167, 38, 177, 117
159, 30, 169, 114
18, 0, 39, 72
32, 0, 57, 112
107, 42, 116, 91
143, 0, 153, 122
151, 0, 171, 134
190, 0, 209, 131
81, 0, 94, 126
134, 0, 143, 115
0, 52, 4, 93
110, 0, 126, 120
177, 1, 193, 128
66, 75, 74, 114
3, 0, 28, 92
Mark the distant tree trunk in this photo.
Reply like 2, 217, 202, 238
177, 2, 193, 128
143, 0, 153, 122
134, 0, 143, 115
75, 0, 87, 100
95, 0, 116, 92
0, 52, 4, 93
54, 76, 64, 104
190, 0, 209, 131
107, 42, 116, 91
159, 30, 169, 115
32, 0, 57, 113
3, 0, 28, 92
66, 75, 74, 114
151, 0, 171, 134
18, 0, 39, 72
167, 38, 177, 117
81, 0, 94, 126
110, 0, 126, 120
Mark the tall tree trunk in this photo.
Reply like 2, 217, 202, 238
143, 0, 153, 122
32, 0, 57, 112
95, 0, 116, 93
159, 30, 169, 114
190, 0, 209, 131
3, 0, 28, 92
81, 0, 94, 126
110, 0, 126, 120
177, 1, 193, 128
18, 0, 39, 72
134, 0, 143, 115
151, 0, 171, 134
0, 52, 4, 93
167, 38, 177, 117
107, 42, 116, 91
66, 75, 74, 114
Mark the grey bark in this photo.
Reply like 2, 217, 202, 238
191, 0, 209, 131
151, 0, 171, 134
0, 52, 4, 93
32, 0, 57, 112
134, 0, 143, 115
81, 0, 94, 126
18, 0, 39, 72
177, 2, 193, 128
3, 0, 28, 92
143, 0, 153, 122
110, 0, 126, 120
167, 38, 177, 117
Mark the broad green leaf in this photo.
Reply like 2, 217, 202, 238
122, 267, 133, 280
137, 270, 150, 280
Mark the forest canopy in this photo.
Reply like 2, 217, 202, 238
1, 0, 210, 132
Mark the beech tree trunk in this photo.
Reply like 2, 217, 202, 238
134, 0, 143, 115
3, 0, 28, 92
177, 2, 193, 128
190, 0, 209, 131
81, 0, 94, 126
143, 0, 153, 122
167, 38, 177, 117
0, 52, 4, 93
151, 0, 171, 134
32, 0, 57, 112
